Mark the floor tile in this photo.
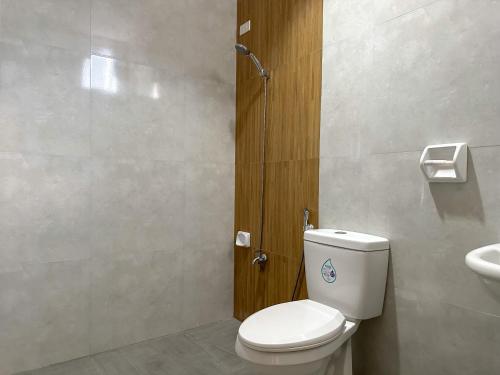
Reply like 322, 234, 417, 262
15, 320, 248, 375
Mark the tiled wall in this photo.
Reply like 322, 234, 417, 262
0, 1, 236, 374
320, 0, 500, 374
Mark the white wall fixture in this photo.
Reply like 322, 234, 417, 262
236, 231, 251, 247
239, 20, 251, 36
466, 244, 500, 282
419, 143, 468, 182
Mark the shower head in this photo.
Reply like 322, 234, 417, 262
235, 43, 250, 55
235, 43, 269, 78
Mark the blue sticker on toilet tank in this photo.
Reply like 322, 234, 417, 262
321, 259, 336, 283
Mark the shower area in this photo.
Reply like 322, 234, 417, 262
0, 1, 236, 374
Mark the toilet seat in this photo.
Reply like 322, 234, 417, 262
238, 300, 346, 353
236, 319, 359, 369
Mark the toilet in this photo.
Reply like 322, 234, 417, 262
235, 229, 390, 375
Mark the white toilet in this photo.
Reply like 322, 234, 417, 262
235, 229, 390, 375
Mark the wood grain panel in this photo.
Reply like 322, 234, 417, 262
234, 247, 256, 320
264, 252, 308, 306
235, 78, 263, 164
234, 0, 322, 320
267, 50, 322, 162
236, 0, 323, 84
236, 0, 269, 84
262, 159, 319, 259
234, 162, 261, 245
266, 0, 323, 72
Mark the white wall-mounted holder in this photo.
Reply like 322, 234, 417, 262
419, 143, 468, 183
235, 231, 251, 247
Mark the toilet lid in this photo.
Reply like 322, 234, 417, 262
238, 299, 346, 352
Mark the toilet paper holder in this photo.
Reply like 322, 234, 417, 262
419, 143, 468, 183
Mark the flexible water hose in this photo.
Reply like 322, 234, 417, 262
257, 76, 269, 259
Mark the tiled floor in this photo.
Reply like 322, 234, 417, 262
16, 319, 254, 375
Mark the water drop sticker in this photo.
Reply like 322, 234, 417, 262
321, 258, 336, 283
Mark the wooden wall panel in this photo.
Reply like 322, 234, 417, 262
234, 162, 261, 244
266, 50, 322, 162
262, 159, 319, 259
234, 0, 323, 320
235, 75, 263, 164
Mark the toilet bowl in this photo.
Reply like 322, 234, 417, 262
235, 229, 390, 375
236, 300, 359, 375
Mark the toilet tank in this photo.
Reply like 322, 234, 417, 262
304, 229, 390, 320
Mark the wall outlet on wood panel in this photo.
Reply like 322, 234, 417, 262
239, 20, 251, 36
236, 231, 251, 247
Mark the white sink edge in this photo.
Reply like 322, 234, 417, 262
465, 244, 500, 281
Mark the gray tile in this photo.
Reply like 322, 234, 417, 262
0, 153, 91, 273
16, 357, 102, 375
16, 320, 246, 375
141, 334, 224, 375
417, 297, 500, 375
184, 79, 235, 164
0, 42, 90, 157
358, 289, 500, 375
321, 149, 500, 372
143, 353, 222, 375
180, 243, 234, 329
184, 319, 240, 347
319, 156, 368, 231
366, 0, 500, 154
114, 342, 163, 375
1, 261, 90, 375
322, 1, 500, 374
0, 0, 90, 52
183, 0, 236, 85
90, 158, 185, 257
183, 162, 234, 248
89, 251, 183, 353
361, 148, 500, 316
92, 351, 140, 375
373, 0, 439, 23
2, 0, 236, 373
196, 344, 242, 371
352, 286, 415, 375
90, 56, 185, 161
323, 0, 375, 45
320, 37, 372, 158
91, 0, 186, 72
185, 320, 249, 375
321, 148, 500, 374
191, 320, 257, 375
150, 334, 206, 358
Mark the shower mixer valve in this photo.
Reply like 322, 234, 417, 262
252, 252, 267, 269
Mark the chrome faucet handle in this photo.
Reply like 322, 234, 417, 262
252, 253, 267, 265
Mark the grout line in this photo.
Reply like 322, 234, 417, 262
370, 149, 423, 156
318, 144, 500, 160
0, 150, 236, 166
379, 0, 443, 25
443, 301, 500, 320
469, 144, 500, 150
394, 286, 500, 320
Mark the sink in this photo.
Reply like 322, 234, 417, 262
465, 244, 500, 281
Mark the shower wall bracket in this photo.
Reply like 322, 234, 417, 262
419, 143, 468, 183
